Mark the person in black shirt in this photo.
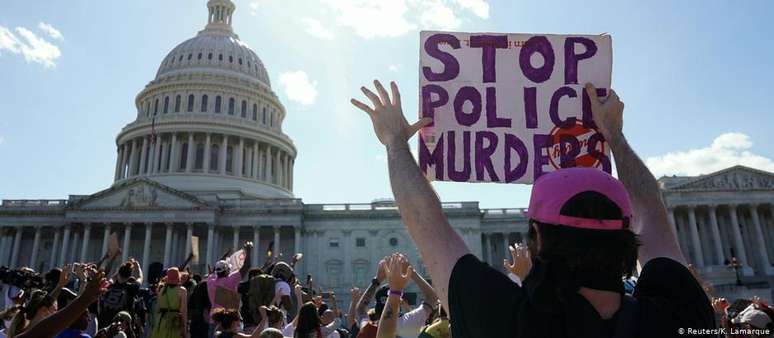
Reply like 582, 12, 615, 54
351, 80, 715, 337
99, 261, 143, 328
189, 280, 211, 338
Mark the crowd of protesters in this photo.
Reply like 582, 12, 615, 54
0, 80, 771, 338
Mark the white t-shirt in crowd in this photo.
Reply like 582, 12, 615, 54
396, 305, 429, 338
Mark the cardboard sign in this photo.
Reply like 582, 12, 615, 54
227, 249, 246, 272
191, 236, 200, 265
418, 31, 613, 184
107, 232, 120, 257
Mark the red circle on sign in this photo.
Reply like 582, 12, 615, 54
546, 121, 606, 170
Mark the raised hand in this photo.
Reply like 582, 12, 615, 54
58, 264, 72, 288
585, 83, 623, 140
384, 253, 413, 291
83, 270, 106, 302
350, 287, 361, 301
504, 243, 532, 281
376, 258, 388, 284
351, 80, 432, 148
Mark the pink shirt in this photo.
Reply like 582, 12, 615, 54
206, 271, 241, 320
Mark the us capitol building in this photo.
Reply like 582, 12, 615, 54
2, 0, 774, 305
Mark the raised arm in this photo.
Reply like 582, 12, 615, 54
585, 84, 686, 267
356, 258, 387, 319
410, 269, 438, 308
239, 242, 254, 278
347, 287, 362, 328
130, 258, 143, 284
351, 80, 470, 311
17, 270, 105, 338
376, 254, 413, 338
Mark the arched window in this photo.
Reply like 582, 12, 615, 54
153, 98, 159, 115
187, 95, 195, 112
240, 100, 247, 118
197, 53, 202, 60
228, 98, 235, 115
215, 96, 222, 113
194, 143, 205, 170
247, 61, 251, 68
252, 104, 257, 121
270, 111, 274, 126
325, 260, 343, 288
228, 55, 233, 63
201, 95, 209, 112
238, 58, 243, 65
218, 54, 223, 61
187, 53, 192, 60
208, 53, 213, 60
179, 55, 183, 61
174, 95, 181, 113
145, 102, 150, 116
226, 146, 234, 172
210, 144, 219, 171
163, 96, 169, 114
262, 107, 267, 124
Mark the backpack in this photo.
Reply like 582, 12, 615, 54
247, 274, 277, 322
102, 283, 130, 312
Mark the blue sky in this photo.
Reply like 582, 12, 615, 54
1, 0, 773, 208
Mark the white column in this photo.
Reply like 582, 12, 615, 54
257, 144, 264, 180
219, 135, 228, 174
252, 226, 260, 261
232, 226, 240, 250
70, 230, 80, 263
686, 206, 704, 268
101, 224, 112, 256
160, 137, 170, 173
30, 227, 42, 268
266, 146, 273, 183
206, 223, 215, 266
482, 233, 490, 263
252, 143, 259, 179
49, 228, 60, 270
186, 133, 195, 172
203, 133, 212, 173
169, 133, 179, 172
151, 136, 162, 173
273, 226, 281, 257
289, 158, 294, 190
60, 225, 72, 265
236, 137, 244, 177
122, 223, 132, 262
278, 153, 284, 187
749, 204, 771, 270
294, 227, 301, 256
667, 207, 678, 240
707, 205, 725, 265
114, 145, 123, 181
184, 223, 193, 258
9, 226, 22, 268
139, 138, 148, 175
128, 139, 138, 176
728, 204, 748, 265
142, 223, 152, 281
119, 144, 129, 179
164, 223, 173, 267
80, 224, 92, 262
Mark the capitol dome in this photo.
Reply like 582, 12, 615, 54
112, 0, 296, 199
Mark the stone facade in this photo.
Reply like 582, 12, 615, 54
2, 0, 773, 308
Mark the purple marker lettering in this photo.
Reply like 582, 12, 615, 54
423, 34, 461, 81
469, 35, 508, 83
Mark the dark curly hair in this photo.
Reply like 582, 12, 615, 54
527, 191, 641, 280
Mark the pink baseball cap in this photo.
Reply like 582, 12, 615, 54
526, 167, 633, 230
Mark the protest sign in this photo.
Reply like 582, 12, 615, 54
418, 31, 613, 184
227, 249, 246, 272
191, 236, 200, 265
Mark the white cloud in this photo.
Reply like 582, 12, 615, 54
645, 132, 774, 177
388, 64, 400, 72
279, 70, 318, 105
419, 0, 461, 30
0, 25, 61, 68
454, 0, 489, 18
0, 135, 4, 146
320, 0, 415, 39
319, 0, 488, 39
301, 17, 335, 40
248, 1, 260, 16
38, 22, 63, 41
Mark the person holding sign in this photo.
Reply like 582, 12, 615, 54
351, 79, 714, 337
